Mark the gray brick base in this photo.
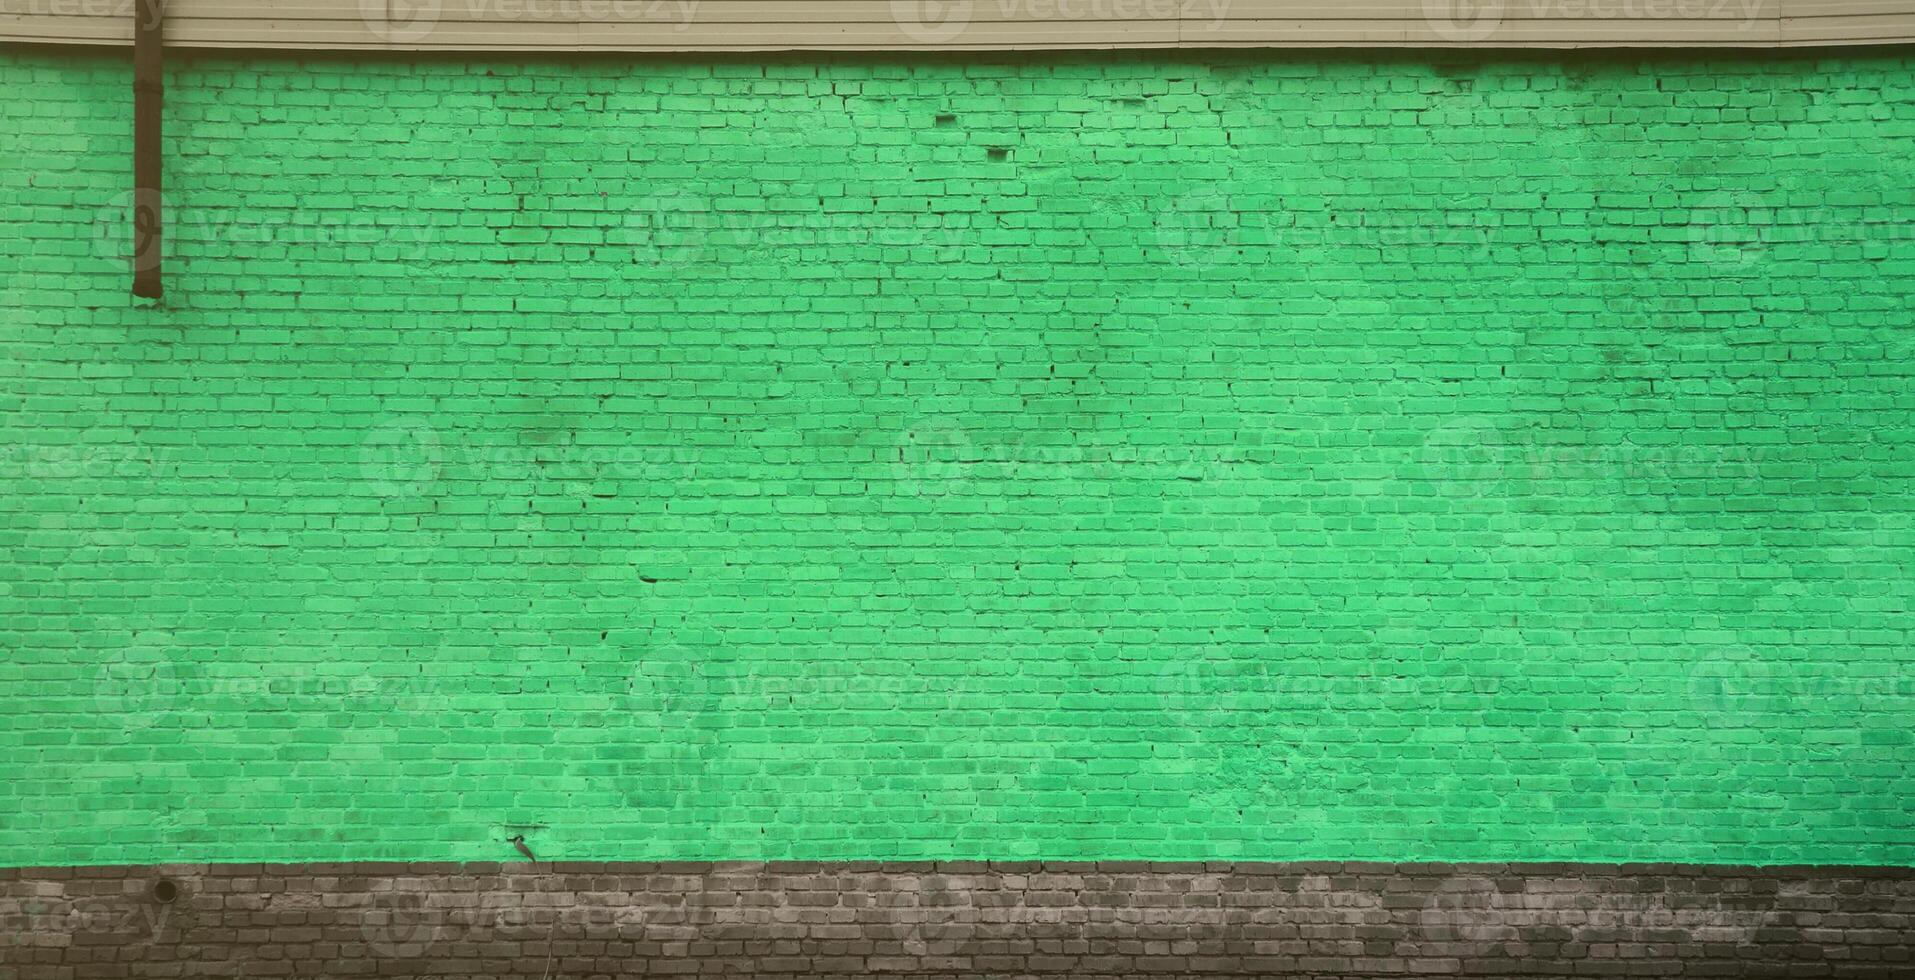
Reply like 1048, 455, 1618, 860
3, 862, 1911, 977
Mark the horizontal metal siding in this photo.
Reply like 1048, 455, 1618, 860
0, 0, 1910, 49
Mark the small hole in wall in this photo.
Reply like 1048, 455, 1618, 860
152, 880, 179, 904
935, 114, 957, 127
986, 147, 1009, 162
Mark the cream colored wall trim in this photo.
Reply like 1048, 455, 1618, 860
0, 0, 1909, 50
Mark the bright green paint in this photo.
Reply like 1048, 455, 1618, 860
2, 48, 1913, 868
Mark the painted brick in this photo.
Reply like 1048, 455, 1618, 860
0, 48, 1913, 868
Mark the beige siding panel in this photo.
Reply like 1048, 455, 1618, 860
584, 18, 1181, 46
1782, 12, 1915, 37
0, 13, 127, 44
1, 0, 1912, 50
1186, 19, 1785, 44
178, 0, 1209, 20
168, 18, 584, 46
1217, 0, 1781, 15
168, 0, 1596, 18
155, 18, 1182, 48
163, 0, 1791, 24
1784, 0, 1910, 14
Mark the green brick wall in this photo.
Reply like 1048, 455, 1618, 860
2, 47, 1912, 869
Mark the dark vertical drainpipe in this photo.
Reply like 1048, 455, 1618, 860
131, 0, 163, 299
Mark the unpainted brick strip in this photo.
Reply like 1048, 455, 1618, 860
1, 862, 1911, 978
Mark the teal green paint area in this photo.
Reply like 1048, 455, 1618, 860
1, 49, 1912, 868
